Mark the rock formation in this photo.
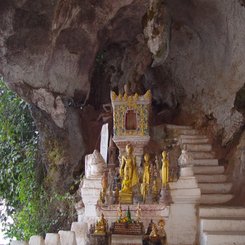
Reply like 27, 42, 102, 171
0, 0, 245, 196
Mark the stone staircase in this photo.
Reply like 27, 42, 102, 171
199, 206, 245, 245
169, 125, 245, 245
10, 222, 86, 245
176, 126, 233, 205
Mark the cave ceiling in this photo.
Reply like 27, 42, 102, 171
0, 0, 245, 143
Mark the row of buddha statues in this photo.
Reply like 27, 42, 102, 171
90, 204, 166, 243
99, 143, 171, 205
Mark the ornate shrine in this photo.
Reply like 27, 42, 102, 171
111, 90, 151, 165
80, 90, 201, 245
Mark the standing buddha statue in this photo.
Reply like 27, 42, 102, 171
119, 144, 139, 203
141, 153, 151, 202
161, 151, 169, 188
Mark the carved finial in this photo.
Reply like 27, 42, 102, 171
144, 90, 152, 100
111, 91, 117, 101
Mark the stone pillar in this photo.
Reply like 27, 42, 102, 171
58, 231, 77, 245
81, 177, 102, 224
10, 241, 28, 245
71, 222, 88, 245
45, 233, 61, 245
166, 164, 201, 245
29, 236, 45, 245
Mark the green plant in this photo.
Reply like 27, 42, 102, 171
0, 78, 76, 241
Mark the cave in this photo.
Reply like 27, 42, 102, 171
0, 0, 245, 244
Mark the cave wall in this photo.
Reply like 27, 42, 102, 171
1, 0, 245, 193
164, 0, 245, 144
0, 0, 148, 192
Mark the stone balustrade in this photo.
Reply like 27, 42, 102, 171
10, 230, 79, 245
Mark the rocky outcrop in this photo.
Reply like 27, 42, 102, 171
164, 0, 245, 144
1, 0, 245, 192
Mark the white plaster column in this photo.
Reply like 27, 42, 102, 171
81, 177, 102, 224
29, 236, 45, 245
71, 222, 88, 245
45, 233, 61, 245
166, 164, 201, 245
10, 241, 28, 245
58, 231, 77, 245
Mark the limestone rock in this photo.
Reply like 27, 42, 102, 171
164, 0, 245, 143
143, 0, 171, 67
32, 88, 66, 128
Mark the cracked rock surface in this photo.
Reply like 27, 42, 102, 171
0, 0, 245, 192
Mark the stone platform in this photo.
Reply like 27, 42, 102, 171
97, 204, 170, 229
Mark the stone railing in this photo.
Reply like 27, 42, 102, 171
10, 222, 87, 245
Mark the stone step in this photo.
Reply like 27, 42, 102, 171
200, 217, 245, 232
196, 174, 227, 183
199, 206, 245, 218
179, 134, 208, 139
188, 159, 218, 166
198, 182, 232, 194
177, 129, 199, 135
180, 138, 209, 144
165, 124, 193, 130
193, 166, 225, 174
202, 231, 245, 245
200, 194, 233, 204
190, 151, 215, 159
184, 144, 212, 152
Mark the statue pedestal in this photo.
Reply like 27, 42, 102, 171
111, 234, 143, 245
97, 204, 169, 230
119, 191, 133, 204
81, 177, 102, 225
166, 165, 200, 245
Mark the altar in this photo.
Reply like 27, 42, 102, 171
80, 89, 201, 245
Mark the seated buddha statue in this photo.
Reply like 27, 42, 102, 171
94, 213, 107, 235
149, 223, 159, 239
121, 174, 131, 193
120, 144, 139, 193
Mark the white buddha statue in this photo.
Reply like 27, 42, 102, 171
85, 150, 105, 179
178, 149, 193, 167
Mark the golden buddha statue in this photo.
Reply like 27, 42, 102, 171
121, 174, 131, 193
141, 153, 151, 202
117, 204, 123, 222
119, 144, 139, 203
152, 179, 159, 202
142, 153, 151, 184
161, 151, 169, 187
94, 213, 107, 235
149, 223, 159, 239
101, 172, 108, 194
158, 219, 166, 237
